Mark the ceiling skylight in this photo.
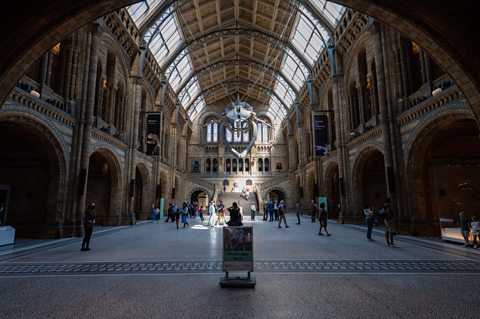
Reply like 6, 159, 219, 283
282, 47, 309, 90
291, 5, 331, 65
310, 0, 346, 26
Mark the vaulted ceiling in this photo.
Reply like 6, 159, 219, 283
1, 1, 480, 122
128, 0, 344, 121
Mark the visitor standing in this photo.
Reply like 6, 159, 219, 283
227, 202, 243, 226
459, 211, 470, 247
250, 202, 256, 221
470, 215, 479, 249
295, 200, 301, 224
364, 204, 374, 241
310, 200, 317, 223
382, 198, 397, 247
267, 200, 275, 222
208, 201, 217, 227
81, 203, 96, 251
181, 202, 189, 228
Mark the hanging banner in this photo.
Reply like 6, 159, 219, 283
222, 226, 253, 271
313, 114, 329, 157
146, 114, 161, 155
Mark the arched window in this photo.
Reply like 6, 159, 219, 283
206, 122, 218, 143
232, 159, 237, 173
258, 158, 263, 172
264, 158, 270, 172
239, 159, 243, 172
206, 158, 211, 172
212, 158, 218, 172
245, 160, 250, 172
226, 159, 231, 173
257, 118, 271, 144
192, 160, 200, 173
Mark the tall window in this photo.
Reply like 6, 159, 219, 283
206, 158, 211, 172
227, 120, 250, 143
258, 158, 263, 172
206, 122, 218, 143
239, 159, 243, 172
264, 158, 270, 172
257, 121, 270, 143
226, 159, 231, 173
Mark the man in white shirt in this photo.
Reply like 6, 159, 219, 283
250, 202, 256, 221
208, 201, 217, 227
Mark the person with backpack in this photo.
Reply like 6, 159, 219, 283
318, 203, 330, 236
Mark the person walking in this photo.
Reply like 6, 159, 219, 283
250, 202, 256, 221
295, 200, 302, 224
470, 215, 479, 249
181, 202, 189, 228
278, 200, 290, 228
174, 203, 181, 229
459, 211, 470, 247
165, 203, 174, 222
81, 203, 96, 251
198, 205, 204, 222
364, 204, 374, 241
217, 200, 225, 225
150, 204, 157, 223
318, 203, 330, 236
310, 200, 317, 223
382, 198, 397, 247
208, 201, 217, 227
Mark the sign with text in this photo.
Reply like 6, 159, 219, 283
222, 226, 253, 271
146, 114, 161, 155
313, 114, 329, 157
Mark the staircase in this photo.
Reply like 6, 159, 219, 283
216, 191, 259, 218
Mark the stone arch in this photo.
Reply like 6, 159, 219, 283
264, 187, 287, 205
187, 187, 213, 206
324, 161, 341, 219
0, 113, 68, 238
134, 163, 151, 219
86, 147, 123, 226
405, 109, 479, 235
351, 145, 387, 220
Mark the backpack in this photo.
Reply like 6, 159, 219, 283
379, 207, 388, 219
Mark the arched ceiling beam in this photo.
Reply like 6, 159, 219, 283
185, 79, 290, 112
176, 58, 299, 96
163, 27, 313, 78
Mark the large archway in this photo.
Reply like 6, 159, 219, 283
352, 148, 387, 222
85, 149, 122, 226
134, 164, 150, 220
408, 117, 480, 237
325, 163, 341, 219
0, 118, 66, 238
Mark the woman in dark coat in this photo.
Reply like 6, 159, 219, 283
227, 202, 243, 226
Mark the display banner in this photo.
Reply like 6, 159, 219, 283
159, 198, 164, 221
222, 226, 253, 271
146, 114, 161, 155
313, 114, 329, 157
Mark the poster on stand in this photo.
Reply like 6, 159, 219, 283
222, 226, 253, 271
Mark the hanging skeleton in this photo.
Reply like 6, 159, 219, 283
220, 101, 271, 158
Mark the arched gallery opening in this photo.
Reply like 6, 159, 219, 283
190, 190, 208, 209
326, 164, 341, 219
410, 118, 480, 236
0, 119, 64, 238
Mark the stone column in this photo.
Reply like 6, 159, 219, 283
73, 24, 101, 232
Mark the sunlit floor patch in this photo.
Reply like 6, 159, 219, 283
190, 225, 209, 230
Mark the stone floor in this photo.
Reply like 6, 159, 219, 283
0, 214, 479, 319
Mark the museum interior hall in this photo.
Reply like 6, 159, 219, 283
1, 0, 480, 243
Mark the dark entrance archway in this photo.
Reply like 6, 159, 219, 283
0, 119, 65, 238
409, 118, 480, 236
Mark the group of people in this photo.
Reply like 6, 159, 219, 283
164, 202, 205, 229
459, 211, 479, 248
363, 198, 397, 247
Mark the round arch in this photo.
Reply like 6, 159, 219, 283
86, 147, 123, 226
0, 114, 68, 238
324, 161, 341, 219
351, 145, 387, 220
134, 163, 151, 219
406, 111, 480, 236
264, 187, 287, 205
